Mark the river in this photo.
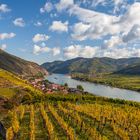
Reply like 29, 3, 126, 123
46, 74, 140, 102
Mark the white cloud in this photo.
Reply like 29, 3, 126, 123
0, 33, 16, 40
122, 24, 140, 43
49, 21, 69, 32
70, 2, 140, 42
71, 22, 90, 41
91, 0, 108, 7
63, 43, 140, 59
102, 24, 140, 49
13, 18, 25, 27
33, 45, 51, 55
64, 45, 98, 59
32, 34, 50, 43
70, 5, 120, 40
0, 4, 11, 13
101, 47, 140, 58
33, 45, 60, 56
52, 47, 61, 56
40, 2, 53, 13
34, 21, 42, 27
0, 44, 7, 50
56, 0, 74, 12
103, 36, 123, 49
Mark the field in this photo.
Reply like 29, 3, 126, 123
72, 73, 140, 92
3, 94, 140, 140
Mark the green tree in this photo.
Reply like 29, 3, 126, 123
77, 85, 84, 91
64, 83, 68, 88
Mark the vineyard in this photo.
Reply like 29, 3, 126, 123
3, 94, 140, 140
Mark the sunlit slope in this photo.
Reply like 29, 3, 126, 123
5, 94, 140, 140
0, 69, 42, 99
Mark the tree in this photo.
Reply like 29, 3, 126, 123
64, 83, 68, 88
77, 85, 84, 91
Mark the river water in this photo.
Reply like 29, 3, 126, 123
46, 74, 140, 102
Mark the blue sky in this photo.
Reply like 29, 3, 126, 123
1, 0, 140, 64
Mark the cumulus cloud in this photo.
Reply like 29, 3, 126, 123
113, 0, 126, 14
101, 47, 140, 58
13, 18, 25, 27
0, 44, 7, 50
56, 0, 74, 12
63, 43, 140, 59
122, 24, 140, 43
71, 22, 90, 41
49, 21, 69, 32
32, 34, 50, 43
0, 33, 16, 40
70, 5, 120, 40
102, 24, 140, 49
33, 45, 60, 56
52, 47, 61, 56
0, 4, 11, 13
33, 45, 51, 55
40, 2, 53, 13
70, 2, 140, 42
103, 36, 123, 49
34, 21, 42, 27
64, 45, 98, 59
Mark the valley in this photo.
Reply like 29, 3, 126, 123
1, 51, 140, 140
1, 1, 140, 139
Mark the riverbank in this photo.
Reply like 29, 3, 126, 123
71, 73, 140, 92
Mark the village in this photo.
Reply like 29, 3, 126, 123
29, 77, 87, 94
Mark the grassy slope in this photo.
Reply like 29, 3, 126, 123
0, 69, 42, 99
72, 73, 140, 92
0, 68, 44, 134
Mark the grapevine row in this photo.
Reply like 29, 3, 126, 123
40, 103, 57, 140
29, 105, 35, 140
58, 104, 107, 140
66, 103, 131, 139
48, 104, 77, 140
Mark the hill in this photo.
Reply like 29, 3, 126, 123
115, 64, 140, 75
0, 68, 43, 123
0, 49, 48, 77
41, 57, 140, 74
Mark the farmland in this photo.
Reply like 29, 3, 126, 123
4, 94, 140, 140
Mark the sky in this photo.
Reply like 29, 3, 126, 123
1, 0, 140, 64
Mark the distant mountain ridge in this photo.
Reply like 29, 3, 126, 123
0, 49, 48, 77
41, 57, 140, 75
115, 64, 140, 75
